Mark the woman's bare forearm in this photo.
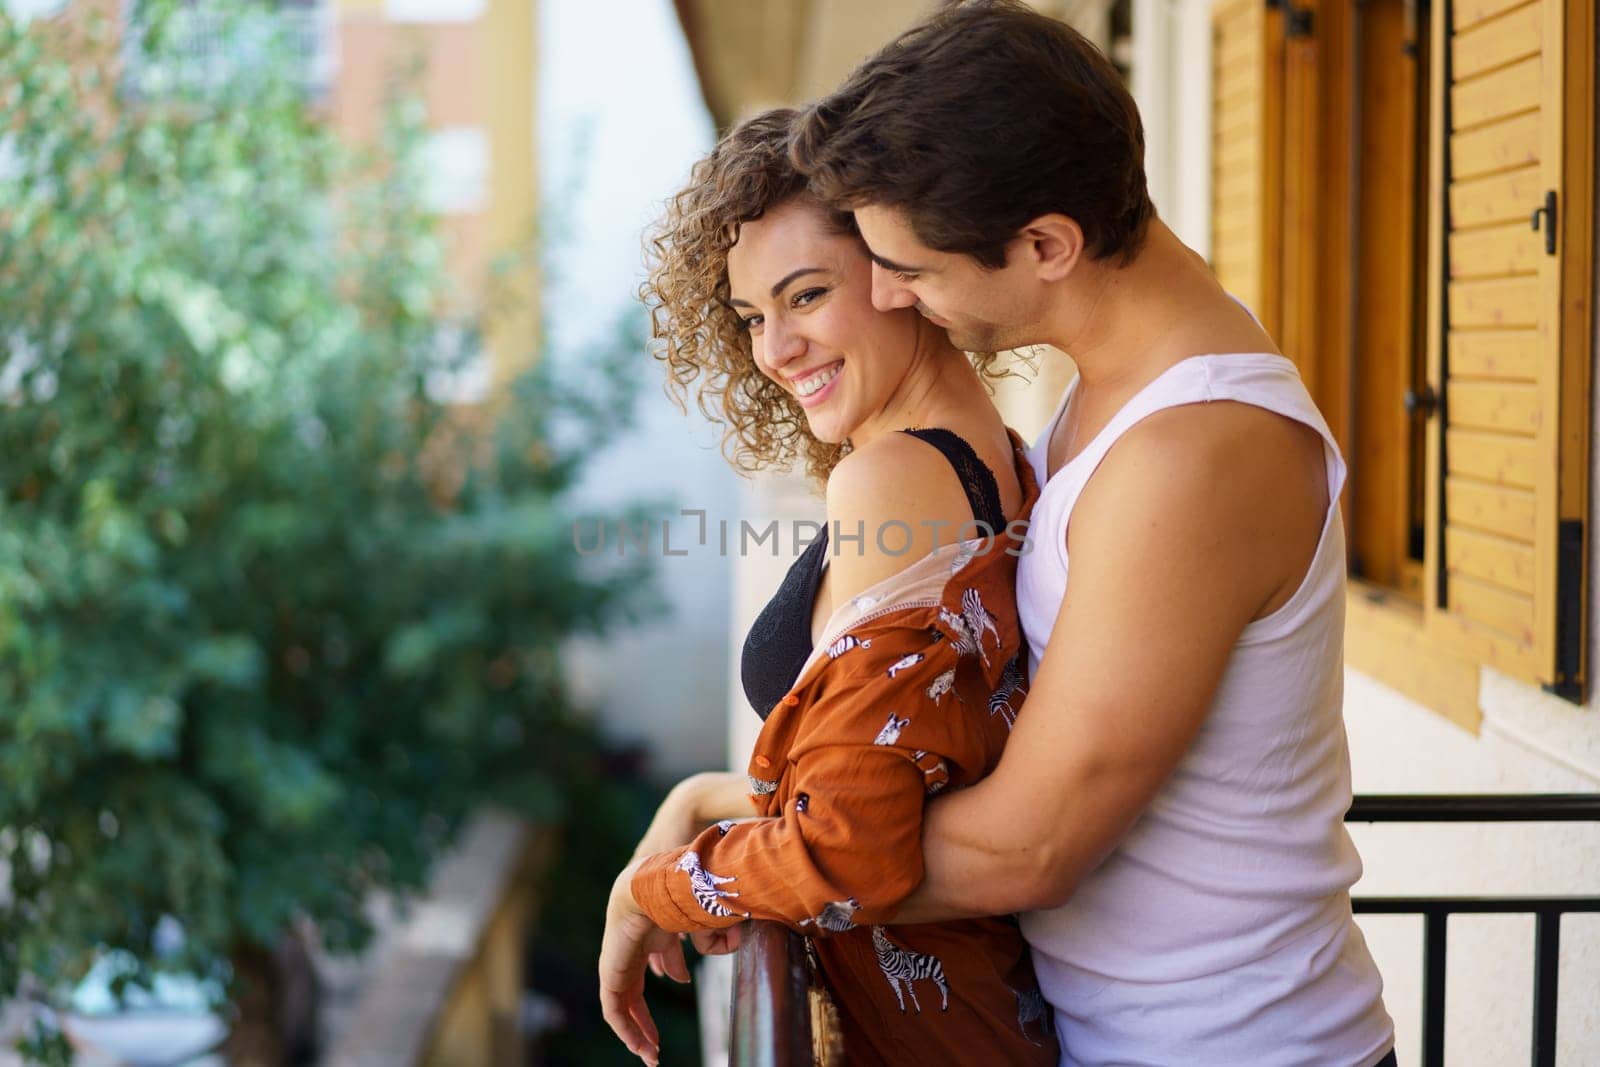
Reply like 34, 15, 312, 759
679, 770, 755, 825
630, 771, 755, 861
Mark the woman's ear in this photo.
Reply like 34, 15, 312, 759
1017, 214, 1084, 283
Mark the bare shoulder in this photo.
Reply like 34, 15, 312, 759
1098, 400, 1322, 486
825, 432, 981, 602
1070, 401, 1328, 619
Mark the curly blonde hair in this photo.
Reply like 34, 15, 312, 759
641, 108, 1008, 484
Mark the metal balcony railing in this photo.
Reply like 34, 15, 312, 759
729, 794, 1600, 1067
1346, 794, 1600, 1067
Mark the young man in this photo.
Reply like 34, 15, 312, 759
787, 2, 1396, 1063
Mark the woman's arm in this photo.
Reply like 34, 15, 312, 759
629, 770, 755, 861
602, 629, 954, 1063
628, 648, 941, 934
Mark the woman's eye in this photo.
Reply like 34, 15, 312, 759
793, 287, 826, 307
892, 270, 918, 283
738, 314, 763, 331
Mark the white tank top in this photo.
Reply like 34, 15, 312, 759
1016, 354, 1394, 1067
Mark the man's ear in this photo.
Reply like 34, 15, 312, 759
1016, 214, 1084, 282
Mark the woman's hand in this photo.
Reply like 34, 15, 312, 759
599, 858, 688, 1066
628, 771, 759, 976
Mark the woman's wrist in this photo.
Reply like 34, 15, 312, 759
611, 855, 653, 919
666, 771, 714, 826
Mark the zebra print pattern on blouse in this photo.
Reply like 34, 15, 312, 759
675, 851, 748, 919
871, 926, 949, 1014
989, 653, 1025, 729
801, 897, 860, 932
1014, 985, 1054, 1045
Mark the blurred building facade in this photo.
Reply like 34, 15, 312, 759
672, 2, 1600, 1064
329, 0, 540, 395
47, 0, 541, 393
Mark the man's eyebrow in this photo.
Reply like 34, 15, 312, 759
728, 266, 827, 308
866, 249, 923, 274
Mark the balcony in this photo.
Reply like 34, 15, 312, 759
727, 794, 1600, 1067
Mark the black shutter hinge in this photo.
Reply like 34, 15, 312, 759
1531, 190, 1558, 256
1541, 518, 1585, 703
1265, 0, 1315, 38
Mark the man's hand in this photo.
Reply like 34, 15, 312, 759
599, 860, 689, 1066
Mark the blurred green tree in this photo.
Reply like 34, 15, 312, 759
0, 2, 654, 1060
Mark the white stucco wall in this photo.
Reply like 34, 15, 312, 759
544, 0, 735, 780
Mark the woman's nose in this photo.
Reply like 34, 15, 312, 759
762, 318, 806, 370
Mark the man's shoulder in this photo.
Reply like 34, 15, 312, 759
1070, 399, 1328, 568
1092, 400, 1323, 499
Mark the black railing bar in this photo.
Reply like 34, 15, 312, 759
1347, 793, 1600, 821
1422, 911, 1447, 1067
1353, 896, 1600, 914
1532, 912, 1560, 1067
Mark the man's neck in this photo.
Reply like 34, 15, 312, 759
1044, 220, 1220, 394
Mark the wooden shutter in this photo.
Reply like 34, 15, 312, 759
1424, 0, 1593, 695
1209, 0, 1284, 340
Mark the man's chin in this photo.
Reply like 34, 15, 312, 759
947, 328, 996, 353
918, 311, 1006, 352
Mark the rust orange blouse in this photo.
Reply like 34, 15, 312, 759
633, 435, 1057, 1063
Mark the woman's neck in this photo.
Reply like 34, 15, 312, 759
848, 327, 982, 451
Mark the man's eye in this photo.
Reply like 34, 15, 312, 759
892, 270, 918, 283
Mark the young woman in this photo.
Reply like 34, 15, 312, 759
597, 110, 1057, 1065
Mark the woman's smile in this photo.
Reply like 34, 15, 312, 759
791, 360, 844, 406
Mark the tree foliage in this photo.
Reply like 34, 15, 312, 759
0, 2, 650, 1055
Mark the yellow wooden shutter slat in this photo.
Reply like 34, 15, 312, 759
1445, 381, 1541, 432
1447, 277, 1542, 327
1449, 164, 1544, 226
1449, 329, 1541, 377
1452, 54, 1542, 130
1446, 573, 1536, 642
1456, 0, 1538, 32
1444, 478, 1538, 541
1449, 220, 1543, 276
1452, 2, 1542, 81
1451, 112, 1541, 180
1447, 428, 1540, 488
1447, 526, 1539, 592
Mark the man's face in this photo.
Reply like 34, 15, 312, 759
854, 204, 1046, 352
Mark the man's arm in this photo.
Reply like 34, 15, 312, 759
894, 402, 1328, 921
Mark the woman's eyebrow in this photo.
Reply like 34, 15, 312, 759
768, 266, 826, 297
729, 266, 828, 308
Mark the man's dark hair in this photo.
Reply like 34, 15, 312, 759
791, 0, 1153, 270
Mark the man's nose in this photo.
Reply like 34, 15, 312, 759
870, 265, 917, 312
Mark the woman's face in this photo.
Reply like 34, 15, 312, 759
726, 198, 925, 445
